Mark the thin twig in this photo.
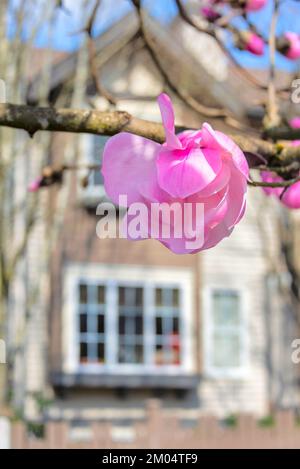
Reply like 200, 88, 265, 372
0, 102, 285, 158
248, 175, 300, 188
175, 0, 267, 90
132, 0, 249, 130
85, 0, 116, 105
264, 0, 280, 129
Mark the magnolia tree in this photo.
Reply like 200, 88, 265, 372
19, 0, 300, 254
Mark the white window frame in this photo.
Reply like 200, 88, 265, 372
203, 286, 249, 379
78, 134, 108, 206
63, 264, 195, 376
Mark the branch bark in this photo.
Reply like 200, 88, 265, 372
0, 103, 166, 141
3, 102, 300, 187
0, 102, 277, 156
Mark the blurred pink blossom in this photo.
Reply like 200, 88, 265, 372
283, 32, 300, 60
201, 6, 221, 21
245, 0, 267, 12
244, 33, 265, 55
290, 117, 300, 129
261, 136, 300, 209
28, 177, 42, 192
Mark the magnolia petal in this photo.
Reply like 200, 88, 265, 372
178, 130, 202, 149
158, 233, 205, 255
121, 207, 150, 241
157, 93, 182, 149
223, 166, 247, 230
157, 147, 222, 198
201, 221, 234, 251
201, 123, 249, 179
186, 186, 228, 236
102, 132, 160, 206
197, 162, 231, 198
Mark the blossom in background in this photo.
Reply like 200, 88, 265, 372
261, 170, 300, 209
242, 32, 265, 55
209, 0, 267, 11
199, 0, 267, 18
260, 118, 300, 209
245, 0, 267, 12
102, 93, 249, 254
277, 32, 300, 60
201, 6, 221, 22
290, 117, 300, 130
28, 177, 42, 192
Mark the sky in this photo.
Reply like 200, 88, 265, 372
6, 0, 300, 70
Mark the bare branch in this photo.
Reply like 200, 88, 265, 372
0, 102, 166, 141
85, 0, 117, 105
264, 0, 280, 129
175, 0, 267, 90
249, 175, 300, 188
0, 102, 295, 166
132, 0, 234, 121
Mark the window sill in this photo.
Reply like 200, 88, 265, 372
50, 372, 199, 390
203, 368, 249, 380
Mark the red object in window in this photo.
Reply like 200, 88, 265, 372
169, 332, 181, 365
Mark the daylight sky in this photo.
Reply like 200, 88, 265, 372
7, 0, 300, 70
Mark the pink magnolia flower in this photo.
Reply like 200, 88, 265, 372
283, 32, 300, 60
290, 117, 300, 129
246, 0, 267, 12
28, 177, 42, 192
244, 32, 265, 55
102, 94, 249, 254
261, 170, 300, 209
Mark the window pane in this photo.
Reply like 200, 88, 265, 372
119, 316, 125, 335
135, 288, 143, 306
78, 283, 106, 365
154, 287, 182, 367
97, 343, 105, 363
212, 332, 241, 368
80, 314, 87, 333
119, 345, 137, 364
213, 291, 240, 327
80, 343, 88, 363
118, 287, 125, 306
164, 288, 173, 306
135, 344, 143, 363
155, 344, 164, 365
135, 315, 143, 335
155, 288, 162, 306
97, 286, 105, 304
173, 317, 179, 334
79, 284, 88, 303
172, 289, 180, 307
117, 286, 144, 364
97, 315, 105, 334
156, 317, 162, 335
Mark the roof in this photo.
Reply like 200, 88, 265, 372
27, 11, 299, 120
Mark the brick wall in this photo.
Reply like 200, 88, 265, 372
10, 400, 300, 449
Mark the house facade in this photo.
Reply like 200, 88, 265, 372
6, 12, 300, 440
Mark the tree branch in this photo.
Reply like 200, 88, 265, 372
0, 101, 294, 164
175, 0, 267, 90
0, 103, 166, 141
85, 0, 117, 105
264, 0, 280, 129
132, 0, 237, 122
